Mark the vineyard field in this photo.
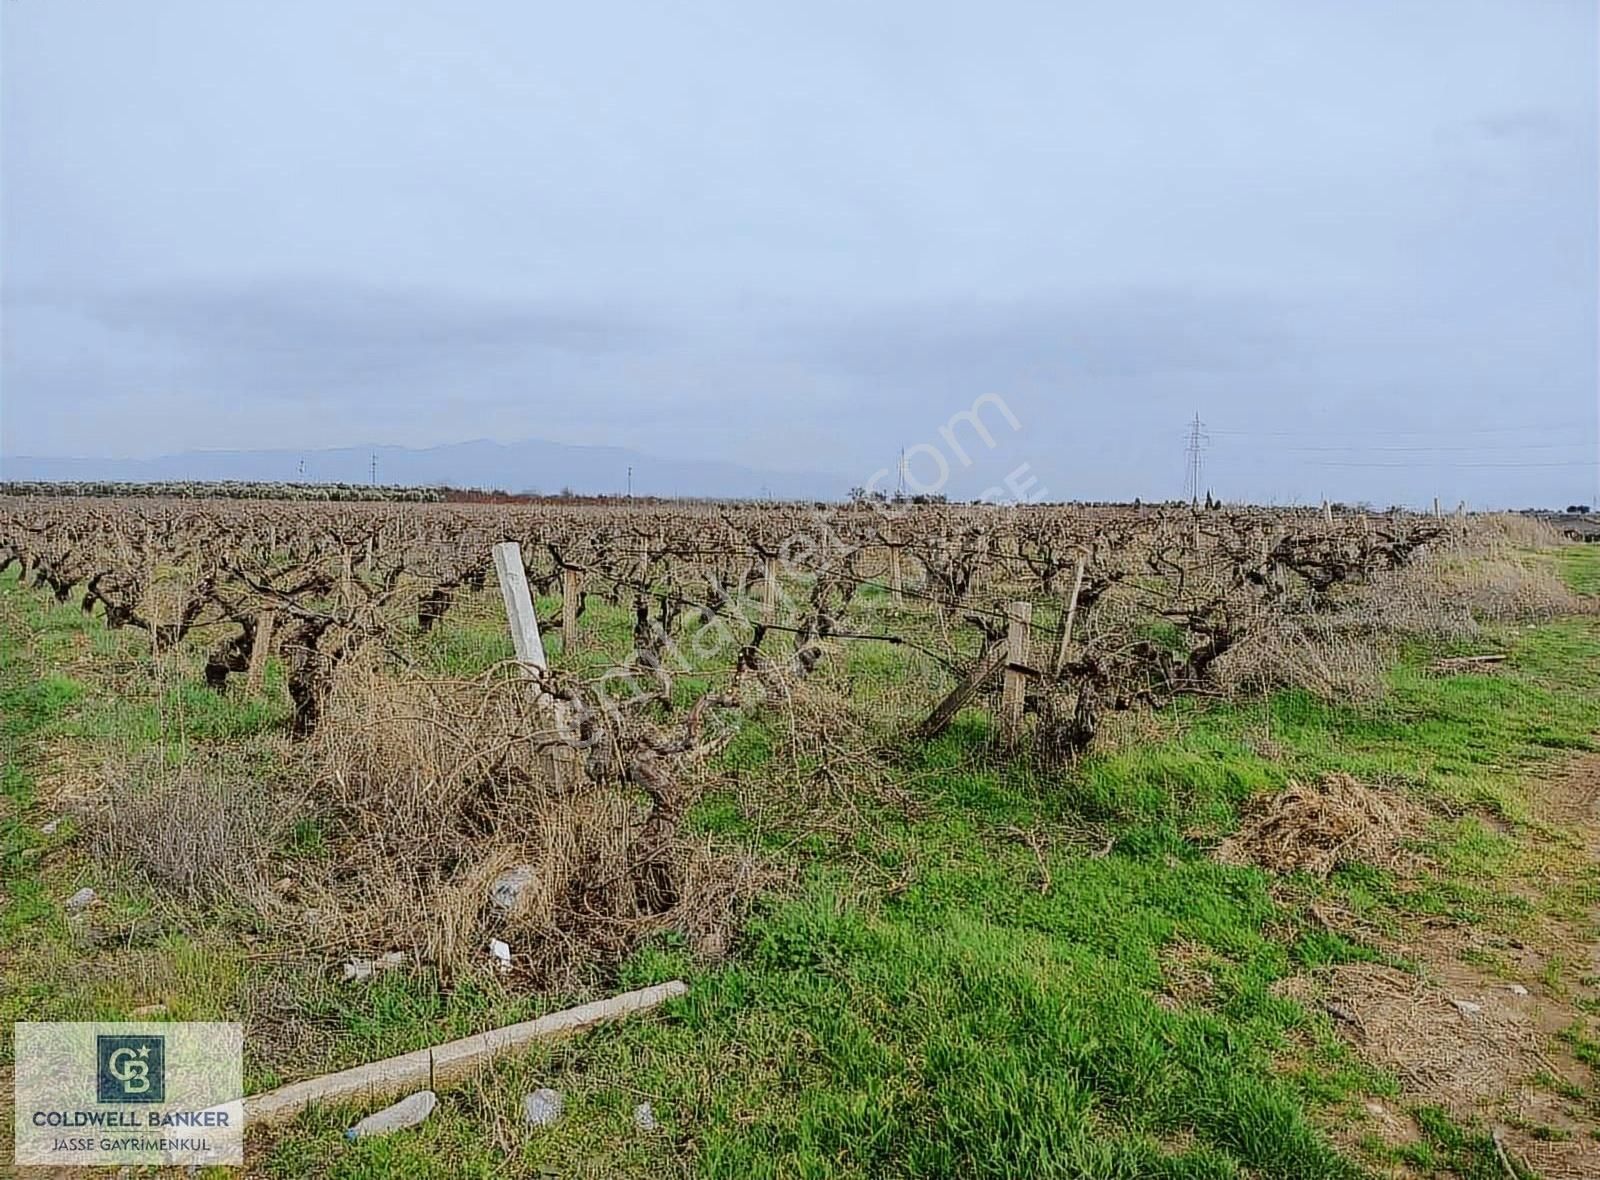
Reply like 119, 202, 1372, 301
4, 495, 1600, 1177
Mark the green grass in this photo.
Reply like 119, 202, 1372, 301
1556, 544, 1600, 596
4, 561, 1599, 1176
262, 605, 1600, 1176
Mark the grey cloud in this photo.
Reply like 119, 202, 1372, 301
1472, 108, 1570, 142
3, 0, 1595, 508
82, 282, 650, 366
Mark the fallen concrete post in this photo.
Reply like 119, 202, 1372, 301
244, 980, 688, 1127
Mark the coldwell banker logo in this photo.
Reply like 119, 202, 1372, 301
14, 1021, 244, 1166
97, 1034, 165, 1103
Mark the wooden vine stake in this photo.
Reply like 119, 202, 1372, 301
562, 566, 582, 656
1001, 600, 1032, 745
246, 610, 276, 693
1051, 556, 1085, 676
916, 639, 1006, 740
762, 557, 778, 625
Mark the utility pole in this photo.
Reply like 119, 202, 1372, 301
298, 457, 305, 479
370, 452, 377, 486
627, 465, 633, 499
1183, 413, 1209, 506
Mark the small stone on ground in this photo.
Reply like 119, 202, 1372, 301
523, 1088, 563, 1127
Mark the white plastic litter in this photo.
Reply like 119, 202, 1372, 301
345, 1090, 437, 1140
523, 1088, 563, 1127
344, 951, 409, 981
488, 939, 512, 972
633, 1102, 658, 1132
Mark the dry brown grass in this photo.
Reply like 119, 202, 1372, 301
1210, 615, 1391, 704
1217, 773, 1430, 878
1276, 961, 1600, 1179
1158, 940, 1221, 1010
1469, 512, 1570, 552
295, 661, 768, 983
1442, 556, 1588, 623
1343, 549, 1586, 647
87, 754, 297, 905
1344, 564, 1482, 642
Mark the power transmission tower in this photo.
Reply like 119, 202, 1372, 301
1183, 413, 1209, 505
896, 447, 907, 498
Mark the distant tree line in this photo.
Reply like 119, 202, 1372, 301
0, 481, 446, 502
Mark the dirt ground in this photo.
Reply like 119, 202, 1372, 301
1278, 757, 1600, 1179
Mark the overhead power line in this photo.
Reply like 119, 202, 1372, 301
1307, 458, 1599, 469
1217, 440, 1591, 454
1205, 420, 1591, 439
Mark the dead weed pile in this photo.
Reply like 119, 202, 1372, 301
1217, 773, 1429, 878
297, 662, 768, 983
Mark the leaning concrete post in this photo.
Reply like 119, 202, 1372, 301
493, 542, 547, 670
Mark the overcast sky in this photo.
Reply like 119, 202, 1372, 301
2, 0, 1596, 506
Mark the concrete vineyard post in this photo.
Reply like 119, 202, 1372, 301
1001, 599, 1032, 744
889, 543, 903, 605
493, 542, 547, 670
243, 981, 688, 1128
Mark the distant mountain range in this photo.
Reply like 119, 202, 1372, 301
1, 439, 846, 500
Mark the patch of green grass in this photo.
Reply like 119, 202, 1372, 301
284, 816, 328, 858
1560, 1024, 1600, 1072
1388, 1106, 1535, 1179
1555, 544, 1600, 596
